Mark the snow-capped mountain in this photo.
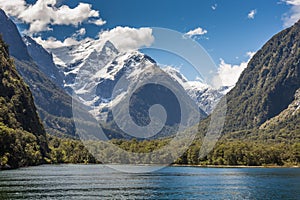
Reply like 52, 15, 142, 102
162, 66, 228, 114
50, 39, 119, 94
47, 39, 226, 119
47, 40, 207, 138
76, 50, 160, 121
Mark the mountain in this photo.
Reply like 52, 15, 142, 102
163, 66, 228, 114
50, 40, 225, 116
222, 19, 300, 133
0, 35, 48, 169
170, 21, 300, 166
0, 11, 30, 61
0, 9, 216, 139
50, 39, 119, 95
48, 40, 209, 138
0, 9, 76, 136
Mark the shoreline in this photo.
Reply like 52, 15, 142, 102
171, 164, 300, 168
1, 163, 299, 171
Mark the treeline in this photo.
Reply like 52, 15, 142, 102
178, 141, 300, 166
100, 138, 300, 166
179, 129, 300, 166
1, 128, 299, 169
0, 130, 96, 169
45, 131, 300, 167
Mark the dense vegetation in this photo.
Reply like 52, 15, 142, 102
189, 129, 300, 166
0, 124, 44, 169
0, 35, 48, 169
43, 129, 299, 166
47, 134, 96, 164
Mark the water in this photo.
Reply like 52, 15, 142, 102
0, 165, 299, 199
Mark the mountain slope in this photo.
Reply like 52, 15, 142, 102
0, 36, 48, 169
223, 20, 300, 133
0, 10, 30, 61
163, 66, 228, 114
23, 36, 64, 88
0, 9, 76, 136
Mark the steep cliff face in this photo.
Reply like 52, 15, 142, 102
0, 10, 30, 61
223, 20, 300, 132
260, 88, 300, 131
23, 36, 64, 88
0, 36, 48, 169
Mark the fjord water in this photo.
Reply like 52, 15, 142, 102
0, 165, 299, 199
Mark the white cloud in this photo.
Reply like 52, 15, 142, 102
89, 19, 106, 26
98, 26, 154, 52
0, 0, 105, 34
217, 52, 255, 87
212, 4, 217, 10
72, 28, 86, 38
282, 0, 300, 27
33, 26, 154, 50
248, 9, 257, 19
185, 27, 208, 37
32, 27, 87, 49
33, 36, 80, 49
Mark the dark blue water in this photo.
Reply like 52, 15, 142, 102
0, 165, 299, 199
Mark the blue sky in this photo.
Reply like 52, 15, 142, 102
0, 0, 299, 85
80, 0, 288, 63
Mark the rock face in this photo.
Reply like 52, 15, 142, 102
0, 10, 30, 61
260, 88, 300, 131
162, 66, 228, 114
223, 20, 300, 133
23, 36, 64, 88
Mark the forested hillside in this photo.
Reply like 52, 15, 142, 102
0, 36, 48, 169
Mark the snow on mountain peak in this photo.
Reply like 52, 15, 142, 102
46, 37, 228, 120
49, 38, 118, 68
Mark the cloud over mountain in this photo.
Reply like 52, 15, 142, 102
33, 26, 154, 51
98, 26, 154, 52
